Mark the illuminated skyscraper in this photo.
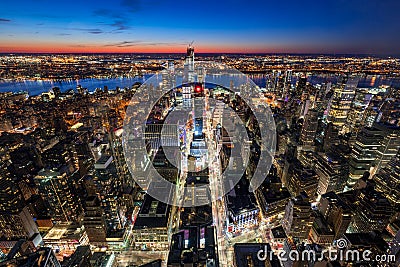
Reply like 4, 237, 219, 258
327, 76, 359, 131
182, 45, 195, 109
167, 59, 175, 72
344, 89, 373, 147
82, 196, 107, 245
285, 160, 318, 201
319, 192, 352, 239
0, 206, 40, 245
161, 60, 175, 91
361, 101, 379, 128
315, 151, 348, 196
377, 90, 400, 125
183, 45, 195, 84
374, 149, 400, 205
322, 122, 339, 151
346, 127, 383, 189
299, 109, 318, 151
34, 168, 83, 222
109, 128, 132, 185
93, 155, 123, 231
372, 123, 400, 174
296, 76, 307, 96
282, 193, 314, 240
0, 160, 25, 213
350, 188, 393, 233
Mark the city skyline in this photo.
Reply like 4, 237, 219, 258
0, 46, 399, 267
1, 0, 400, 55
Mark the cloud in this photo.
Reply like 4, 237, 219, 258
56, 33, 72, 36
103, 40, 143, 47
69, 28, 104, 34
111, 20, 130, 31
88, 30, 103, 34
0, 18, 11, 22
103, 40, 187, 47
69, 44, 88, 47
93, 9, 131, 32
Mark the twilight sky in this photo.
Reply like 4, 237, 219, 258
1, 0, 400, 54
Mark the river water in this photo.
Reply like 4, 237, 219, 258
0, 74, 398, 96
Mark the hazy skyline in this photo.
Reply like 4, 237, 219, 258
1, 0, 400, 54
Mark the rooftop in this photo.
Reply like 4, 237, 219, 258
271, 226, 287, 239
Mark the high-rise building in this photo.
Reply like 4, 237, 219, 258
0, 206, 40, 244
327, 76, 358, 131
109, 128, 132, 185
255, 167, 291, 222
309, 214, 335, 246
296, 76, 307, 97
285, 160, 318, 200
374, 149, 400, 205
377, 91, 400, 125
346, 127, 383, 189
281, 237, 305, 267
145, 123, 180, 149
372, 123, 400, 175
226, 177, 259, 234
319, 192, 352, 239
361, 101, 379, 128
34, 168, 82, 222
125, 195, 171, 251
42, 222, 89, 260
233, 243, 281, 267
183, 45, 195, 84
343, 89, 373, 136
82, 196, 107, 245
8, 146, 43, 178
350, 188, 393, 233
315, 151, 348, 195
299, 109, 318, 152
0, 160, 25, 213
161, 67, 174, 91
74, 136, 94, 178
282, 193, 314, 240
93, 155, 123, 231
41, 142, 75, 173
341, 232, 389, 264
322, 122, 339, 152
387, 220, 400, 267
61, 245, 91, 267
152, 146, 180, 183
167, 226, 217, 267
0, 247, 61, 267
